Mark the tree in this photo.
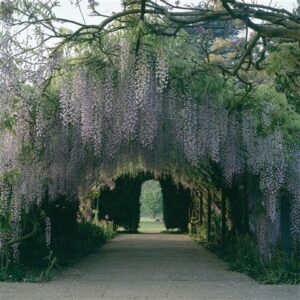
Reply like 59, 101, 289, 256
97, 175, 142, 233
1, 0, 299, 86
140, 180, 163, 219
160, 177, 192, 232
295, 0, 300, 16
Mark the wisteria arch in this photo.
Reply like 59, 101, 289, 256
0, 35, 299, 263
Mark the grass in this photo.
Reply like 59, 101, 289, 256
116, 218, 166, 233
139, 218, 166, 233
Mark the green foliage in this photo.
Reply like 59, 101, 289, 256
39, 251, 57, 282
10, 0, 54, 19
266, 43, 300, 113
209, 235, 300, 284
140, 180, 163, 218
0, 220, 114, 282
0, 113, 16, 130
97, 174, 142, 232
249, 85, 300, 145
0, 1, 14, 20
0, 192, 115, 282
42, 196, 79, 257
0, 264, 38, 282
296, 0, 300, 15
190, 224, 207, 240
76, 222, 107, 252
160, 176, 191, 232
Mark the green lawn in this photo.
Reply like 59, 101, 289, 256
139, 218, 166, 233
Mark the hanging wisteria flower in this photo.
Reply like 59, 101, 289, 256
45, 217, 51, 248
0, 39, 298, 266
156, 50, 169, 93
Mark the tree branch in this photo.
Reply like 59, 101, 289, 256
233, 33, 260, 76
3, 221, 39, 248
135, 0, 147, 55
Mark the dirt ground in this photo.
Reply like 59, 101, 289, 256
0, 233, 299, 300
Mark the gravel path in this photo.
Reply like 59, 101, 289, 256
0, 233, 299, 300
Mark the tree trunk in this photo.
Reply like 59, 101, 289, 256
207, 190, 212, 242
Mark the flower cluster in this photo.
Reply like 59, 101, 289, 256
156, 50, 169, 92
45, 217, 51, 248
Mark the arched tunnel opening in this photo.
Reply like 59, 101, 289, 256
91, 173, 192, 234
71, 161, 291, 258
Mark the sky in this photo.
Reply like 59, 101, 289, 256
55, 0, 298, 28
